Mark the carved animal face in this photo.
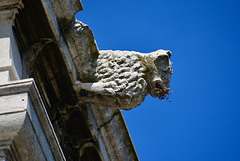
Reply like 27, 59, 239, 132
146, 50, 173, 99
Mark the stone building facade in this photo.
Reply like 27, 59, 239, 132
0, 0, 139, 160
0, 0, 172, 160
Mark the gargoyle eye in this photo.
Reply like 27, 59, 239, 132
154, 55, 170, 71
162, 66, 170, 72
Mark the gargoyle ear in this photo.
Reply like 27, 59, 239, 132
166, 51, 172, 58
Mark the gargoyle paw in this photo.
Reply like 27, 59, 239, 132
73, 80, 82, 92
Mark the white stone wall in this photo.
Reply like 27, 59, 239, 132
0, 1, 65, 160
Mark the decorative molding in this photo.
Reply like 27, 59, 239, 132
0, 140, 20, 161
0, 79, 66, 160
0, 0, 24, 22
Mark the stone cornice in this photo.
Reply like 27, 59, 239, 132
0, 79, 66, 160
0, 0, 24, 22
0, 140, 20, 161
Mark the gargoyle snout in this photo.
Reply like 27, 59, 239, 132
153, 79, 162, 87
150, 78, 170, 98
150, 79, 162, 98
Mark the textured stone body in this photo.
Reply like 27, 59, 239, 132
74, 49, 173, 110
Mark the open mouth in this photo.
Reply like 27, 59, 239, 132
154, 82, 170, 100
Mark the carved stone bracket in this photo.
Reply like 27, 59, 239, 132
61, 17, 173, 110
48, 0, 83, 24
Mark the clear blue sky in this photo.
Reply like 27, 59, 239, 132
76, 0, 240, 160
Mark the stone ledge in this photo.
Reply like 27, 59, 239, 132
0, 78, 66, 160
0, 0, 23, 21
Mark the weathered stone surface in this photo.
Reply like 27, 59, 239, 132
0, 79, 66, 161
61, 11, 173, 158
86, 105, 140, 161
74, 49, 173, 110
0, 0, 23, 21
49, 0, 83, 24
66, 19, 173, 110
0, 140, 21, 161
0, 0, 23, 83
66, 19, 99, 82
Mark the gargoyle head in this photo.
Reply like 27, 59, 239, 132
145, 50, 173, 99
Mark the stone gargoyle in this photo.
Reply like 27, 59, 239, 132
74, 49, 173, 110
70, 20, 173, 110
